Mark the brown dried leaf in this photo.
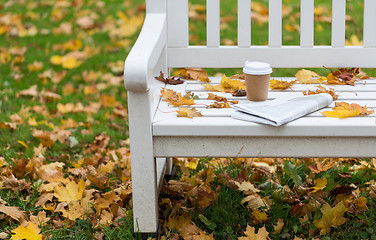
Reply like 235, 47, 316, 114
155, 71, 184, 85
302, 85, 338, 100
175, 68, 210, 82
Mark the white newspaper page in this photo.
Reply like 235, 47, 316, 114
231, 93, 333, 126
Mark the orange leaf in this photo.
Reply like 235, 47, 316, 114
302, 85, 338, 100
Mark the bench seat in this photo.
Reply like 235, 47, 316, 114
153, 77, 376, 158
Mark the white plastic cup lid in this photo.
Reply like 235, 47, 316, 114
243, 61, 272, 75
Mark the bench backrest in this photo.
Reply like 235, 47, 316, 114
152, 0, 376, 69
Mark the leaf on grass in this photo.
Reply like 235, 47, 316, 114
311, 178, 327, 193
309, 159, 336, 174
322, 102, 374, 118
175, 68, 210, 82
177, 108, 202, 118
239, 225, 269, 240
251, 209, 268, 224
0, 204, 26, 221
155, 71, 184, 85
269, 79, 296, 90
53, 179, 85, 203
10, 222, 42, 240
302, 85, 338, 100
273, 218, 284, 234
296, 69, 327, 84
236, 181, 260, 194
241, 195, 268, 210
314, 201, 347, 235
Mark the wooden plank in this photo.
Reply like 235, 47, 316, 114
153, 116, 376, 137
269, 0, 282, 47
300, 0, 314, 47
154, 136, 376, 158
207, 0, 220, 47
156, 158, 167, 193
167, 46, 376, 68
331, 0, 346, 47
167, 0, 188, 47
238, 0, 251, 47
363, 0, 376, 47
185, 83, 376, 92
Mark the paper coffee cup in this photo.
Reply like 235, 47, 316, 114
243, 61, 272, 101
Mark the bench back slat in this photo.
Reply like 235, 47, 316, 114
300, 0, 314, 47
363, 0, 376, 47
238, 0, 251, 47
164, 0, 375, 68
331, 0, 346, 47
207, 0, 220, 47
167, 0, 188, 47
268, 0, 282, 47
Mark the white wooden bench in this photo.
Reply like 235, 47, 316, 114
123, 0, 376, 235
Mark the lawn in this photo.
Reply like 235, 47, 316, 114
0, 0, 376, 239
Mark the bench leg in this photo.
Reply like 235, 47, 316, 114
128, 91, 159, 233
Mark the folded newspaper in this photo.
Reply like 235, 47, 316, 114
231, 93, 333, 126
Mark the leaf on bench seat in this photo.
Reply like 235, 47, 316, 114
161, 88, 195, 107
174, 68, 210, 82
203, 75, 245, 93
321, 102, 374, 118
327, 68, 359, 86
302, 86, 338, 100
295, 69, 327, 84
177, 107, 202, 118
155, 71, 184, 85
269, 79, 297, 90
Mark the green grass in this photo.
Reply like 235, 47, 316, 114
1, 0, 376, 239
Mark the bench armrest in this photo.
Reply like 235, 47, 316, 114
124, 13, 167, 92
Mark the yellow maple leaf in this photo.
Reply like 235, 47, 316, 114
50, 55, 62, 65
295, 69, 326, 84
322, 102, 374, 118
203, 74, 245, 92
62, 56, 82, 69
269, 79, 296, 90
311, 178, 327, 193
314, 201, 347, 235
161, 88, 195, 107
221, 74, 245, 91
11, 222, 42, 240
239, 225, 269, 240
54, 179, 85, 203
251, 209, 268, 224
177, 107, 202, 118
